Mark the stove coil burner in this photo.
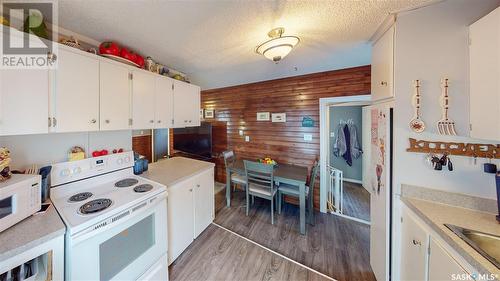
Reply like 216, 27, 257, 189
114, 178, 139, 188
133, 184, 153, 193
79, 198, 113, 215
68, 192, 93, 202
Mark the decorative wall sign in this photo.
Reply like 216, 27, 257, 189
271, 113, 286, 123
407, 138, 500, 159
257, 112, 270, 121
204, 109, 214, 119
301, 116, 314, 127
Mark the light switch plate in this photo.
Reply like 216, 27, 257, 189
245, 135, 250, 142
239, 130, 244, 136
304, 134, 312, 141
330, 132, 335, 138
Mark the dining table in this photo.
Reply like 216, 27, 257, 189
225, 159, 310, 235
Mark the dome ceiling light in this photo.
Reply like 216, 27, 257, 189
256, 27, 300, 63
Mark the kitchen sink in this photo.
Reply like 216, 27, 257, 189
445, 224, 500, 269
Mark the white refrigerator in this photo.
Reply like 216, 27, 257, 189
368, 102, 393, 281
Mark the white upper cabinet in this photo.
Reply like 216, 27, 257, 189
100, 60, 131, 131
0, 69, 49, 136
132, 70, 156, 129
54, 47, 100, 132
155, 76, 174, 128
469, 7, 500, 141
371, 25, 394, 102
173, 80, 200, 127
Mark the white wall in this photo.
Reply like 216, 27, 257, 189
394, 0, 500, 200
0, 131, 132, 170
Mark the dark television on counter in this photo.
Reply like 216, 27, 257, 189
173, 122, 212, 158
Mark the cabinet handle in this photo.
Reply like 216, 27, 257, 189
412, 239, 421, 246
48, 117, 52, 127
196, 184, 200, 188
52, 117, 57, 127
189, 188, 193, 192
91, 119, 97, 124
105, 119, 110, 124
380, 81, 388, 86
157, 120, 161, 123
47, 52, 57, 63
189, 120, 192, 123
150, 120, 154, 123
184, 120, 188, 123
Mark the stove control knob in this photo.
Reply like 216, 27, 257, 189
117, 158, 124, 165
73, 167, 82, 174
60, 169, 70, 177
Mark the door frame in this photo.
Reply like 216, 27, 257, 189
319, 95, 371, 213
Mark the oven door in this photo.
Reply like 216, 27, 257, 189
69, 197, 167, 281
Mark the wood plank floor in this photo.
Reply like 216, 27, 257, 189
169, 224, 330, 281
342, 182, 370, 222
214, 191, 376, 281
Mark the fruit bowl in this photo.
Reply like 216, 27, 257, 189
258, 157, 277, 166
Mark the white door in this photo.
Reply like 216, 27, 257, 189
167, 181, 194, 264
155, 76, 174, 128
400, 206, 429, 281
100, 61, 131, 131
371, 25, 394, 102
428, 238, 469, 281
369, 103, 392, 281
194, 169, 214, 238
54, 48, 99, 132
132, 71, 156, 129
173, 81, 200, 127
0, 69, 49, 135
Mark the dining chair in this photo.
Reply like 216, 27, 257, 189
244, 160, 278, 224
222, 150, 246, 191
277, 160, 319, 225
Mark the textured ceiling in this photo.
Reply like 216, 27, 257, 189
58, 0, 432, 89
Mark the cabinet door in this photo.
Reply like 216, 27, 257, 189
132, 71, 156, 129
167, 181, 194, 264
173, 81, 200, 127
155, 77, 174, 128
428, 238, 469, 281
100, 61, 131, 131
194, 168, 215, 238
469, 7, 500, 141
0, 69, 49, 135
371, 25, 394, 102
400, 207, 429, 281
55, 48, 99, 132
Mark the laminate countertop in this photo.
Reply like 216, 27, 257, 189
141, 157, 214, 187
0, 201, 65, 263
401, 197, 500, 276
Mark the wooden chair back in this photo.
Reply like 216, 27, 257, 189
244, 160, 274, 191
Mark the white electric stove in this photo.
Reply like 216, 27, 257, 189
50, 152, 168, 281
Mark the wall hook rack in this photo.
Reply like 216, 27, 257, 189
406, 138, 500, 159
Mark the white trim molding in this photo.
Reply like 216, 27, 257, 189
319, 95, 371, 213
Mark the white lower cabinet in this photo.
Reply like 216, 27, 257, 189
428, 238, 469, 281
400, 204, 474, 281
400, 207, 429, 281
167, 168, 214, 264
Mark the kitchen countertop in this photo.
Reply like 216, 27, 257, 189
401, 196, 500, 276
0, 201, 65, 263
141, 157, 214, 187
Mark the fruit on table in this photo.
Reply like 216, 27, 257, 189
99, 42, 120, 56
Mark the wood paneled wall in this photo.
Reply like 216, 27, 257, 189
201, 65, 371, 209
132, 135, 152, 163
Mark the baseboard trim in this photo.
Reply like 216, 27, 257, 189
212, 222, 336, 281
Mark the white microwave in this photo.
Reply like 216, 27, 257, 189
0, 174, 41, 232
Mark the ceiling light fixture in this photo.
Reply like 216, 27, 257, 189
256, 27, 300, 63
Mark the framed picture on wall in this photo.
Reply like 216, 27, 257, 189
205, 109, 214, 119
271, 113, 286, 123
257, 112, 270, 121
